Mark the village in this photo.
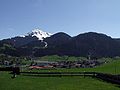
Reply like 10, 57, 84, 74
0, 57, 103, 69
29, 60, 102, 69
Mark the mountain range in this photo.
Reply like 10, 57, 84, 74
1, 29, 120, 58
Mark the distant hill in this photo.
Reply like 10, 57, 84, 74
1, 29, 52, 48
44, 32, 72, 48
1, 30, 120, 58
34, 32, 120, 58
55, 32, 120, 57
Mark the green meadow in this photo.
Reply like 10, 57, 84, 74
0, 72, 120, 90
0, 58, 120, 90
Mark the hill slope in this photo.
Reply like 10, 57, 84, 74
1, 31, 120, 57
34, 32, 120, 57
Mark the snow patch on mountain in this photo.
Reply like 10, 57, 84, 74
20, 29, 52, 40
19, 35, 26, 37
29, 29, 52, 40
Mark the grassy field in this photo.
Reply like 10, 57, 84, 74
0, 72, 120, 90
37, 55, 86, 61
1, 59, 120, 90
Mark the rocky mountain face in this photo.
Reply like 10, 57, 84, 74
1, 30, 120, 58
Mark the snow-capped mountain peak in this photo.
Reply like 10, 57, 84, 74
27, 29, 52, 40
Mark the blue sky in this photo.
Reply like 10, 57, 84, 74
0, 0, 120, 39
